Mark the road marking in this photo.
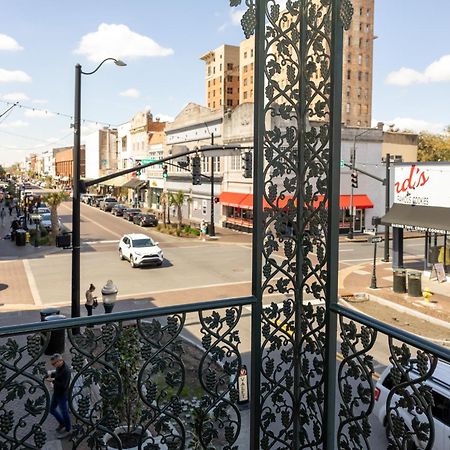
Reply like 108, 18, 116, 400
84, 240, 119, 245
339, 249, 355, 253
23, 259, 42, 306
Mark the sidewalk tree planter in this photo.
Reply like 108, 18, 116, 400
42, 190, 68, 245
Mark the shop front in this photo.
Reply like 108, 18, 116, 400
219, 192, 373, 233
382, 162, 450, 273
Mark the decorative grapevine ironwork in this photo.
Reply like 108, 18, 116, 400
338, 317, 377, 449
0, 305, 243, 449
386, 340, 437, 450
0, 333, 49, 449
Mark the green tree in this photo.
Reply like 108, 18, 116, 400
418, 131, 450, 161
169, 191, 186, 231
42, 191, 68, 244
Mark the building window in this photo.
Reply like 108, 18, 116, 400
208, 66, 211, 76
244, 79, 248, 86
357, 87, 361, 98
227, 87, 233, 94
213, 67, 215, 74
244, 51, 247, 59
243, 91, 248, 99
367, 8, 370, 16
365, 72, 369, 81
250, 89, 253, 97
347, 36, 351, 46
220, 99, 222, 106
366, 24, 370, 33
208, 80, 210, 87
220, 63, 222, 71
346, 103, 350, 113
230, 154, 240, 171
359, 23, 363, 31
213, 101, 215, 108
359, 7, 363, 15
227, 63, 233, 70
227, 99, 233, 107
358, 104, 362, 114
227, 75, 233, 82
346, 86, 351, 97
357, 120, 361, 126
214, 157, 221, 173
250, 63, 254, 70
366, 39, 370, 48
347, 53, 351, 63
359, 38, 362, 48
358, 71, 362, 81
220, 76, 222, 82
358, 54, 362, 65
243, 65, 248, 73
213, 90, 215, 96
347, 70, 351, 80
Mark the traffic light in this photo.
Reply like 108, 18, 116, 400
136, 162, 142, 176
242, 151, 252, 178
192, 155, 201, 185
163, 165, 168, 179
351, 171, 358, 188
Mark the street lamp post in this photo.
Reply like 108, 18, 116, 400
209, 133, 215, 237
370, 223, 379, 289
71, 58, 126, 320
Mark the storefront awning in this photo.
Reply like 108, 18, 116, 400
219, 192, 373, 210
381, 203, 450, 233
100, 175, 130, 187
122, 178, 147, 189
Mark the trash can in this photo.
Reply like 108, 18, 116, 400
56, 233, 71, 248
393, 269, 407, 294
43, 314, 66, 355
407, 271, 422, 298
15, 229, 26, 247
40, 308, 60, 322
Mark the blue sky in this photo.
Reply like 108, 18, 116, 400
0, 0, 449, 166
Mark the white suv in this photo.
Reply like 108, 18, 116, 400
118, 233, 163, 268
375, 360, 450, 450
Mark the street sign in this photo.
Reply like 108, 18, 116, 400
141, 159, 156, 165
368, 236, 383, 244
340, 160, 345, 168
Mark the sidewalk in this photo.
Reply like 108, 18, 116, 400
340, 258, 450, 334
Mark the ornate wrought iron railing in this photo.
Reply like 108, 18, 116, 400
0, 297, 254, 449
2, 1, 448, 449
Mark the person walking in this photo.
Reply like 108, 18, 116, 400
0, 207, 5, 226
200, 220, 207, 242
8, 204, 13, 216
85, 283, 97, 317
46, 353, 72, 439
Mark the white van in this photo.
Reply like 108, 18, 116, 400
374, 360, 450, 450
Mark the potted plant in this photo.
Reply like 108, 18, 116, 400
102, 325, 151, 450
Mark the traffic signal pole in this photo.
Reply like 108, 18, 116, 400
382, 154, 391, 262
348, 142, 356, 239
209, 133, 216, 237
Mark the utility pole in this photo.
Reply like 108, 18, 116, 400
382, 153, 391, 262
209, 132, 216, 237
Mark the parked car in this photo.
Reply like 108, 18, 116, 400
375, 360, 450, 450
39, 213, 62, 231
118, 233, 163, 268
123, 208, 141, 221
133, 213, 158, 227
111, 204, 128, 216
92, 196, 105, 207
35, 207, 51, 215
100, 197, 118, 211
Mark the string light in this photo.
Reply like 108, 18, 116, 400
0, 99, 118, 127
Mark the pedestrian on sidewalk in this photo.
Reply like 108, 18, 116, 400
0, 207, 5, 226
200, 220, 208, 241
45, 353, 72, 439
8, 204, 13, 216
85, 283, 98, 318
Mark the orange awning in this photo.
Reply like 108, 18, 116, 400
220, 192, 373, 210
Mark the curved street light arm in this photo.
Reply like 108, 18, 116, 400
81, 58, 125, 76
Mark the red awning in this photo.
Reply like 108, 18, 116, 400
220, 192, 373, 210
219, 192, 254, 208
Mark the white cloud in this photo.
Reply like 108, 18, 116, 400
0, 68, 31, 83
119, 88, 140, 98
1, 92, 29, 102
230, 9, 245, 26
375, 117, 446, 134
154, 113, 174, 123
0, 34, 23, 51
75, 23, 174, 62
24, 109, 54, 118
32, 99, 48, 104
386, 54, 450, 86
0, 119, 28, 129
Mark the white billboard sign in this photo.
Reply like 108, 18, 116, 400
394, 163, 450, 208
